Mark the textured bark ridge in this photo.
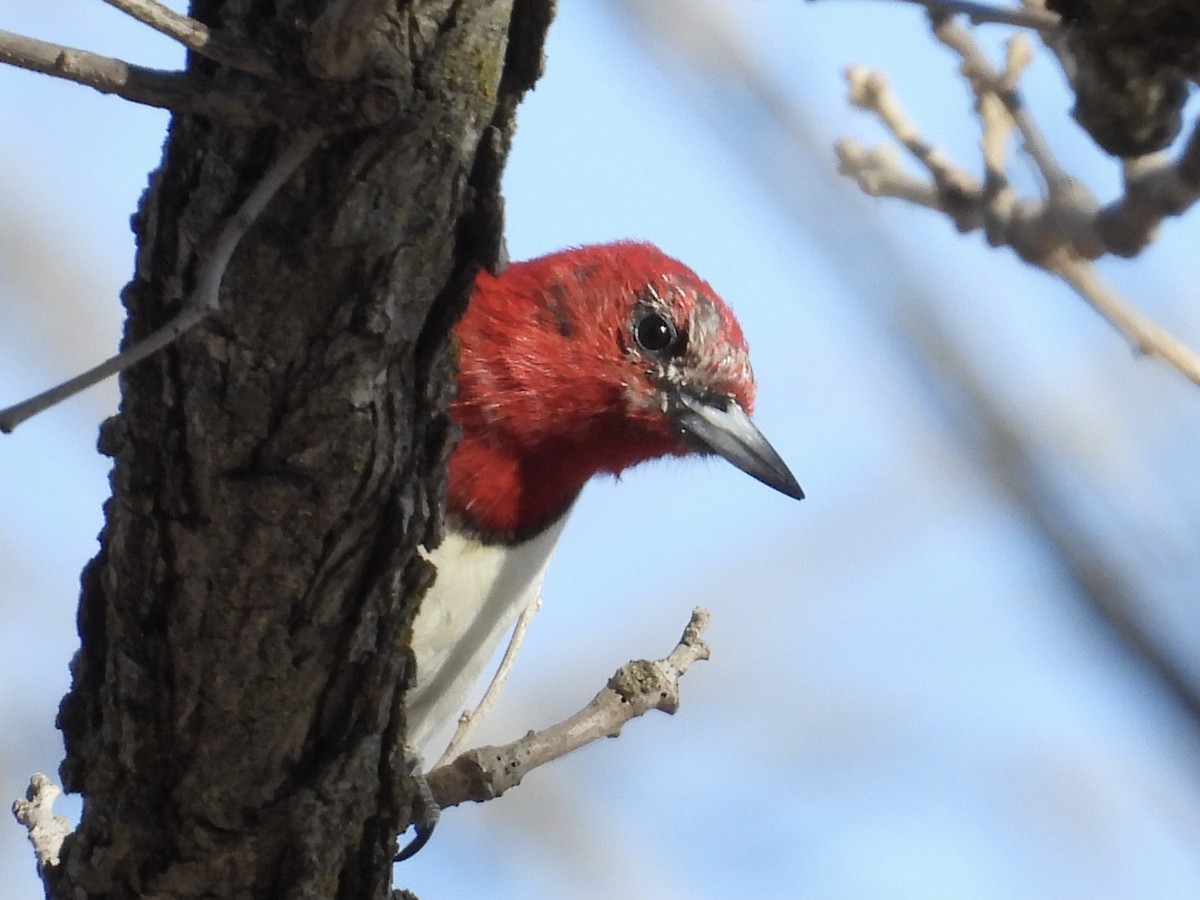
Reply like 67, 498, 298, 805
50, 2, 553, 897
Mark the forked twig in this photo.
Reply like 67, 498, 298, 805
0, 27, 243, 117
835, 13, 1200, 389
101, 0, 276, 77
0, 129, 324, 433
426, 608, 711, 809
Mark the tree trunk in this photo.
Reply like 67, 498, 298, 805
48, 2, 552, 897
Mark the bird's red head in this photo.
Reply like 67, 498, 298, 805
448, 241, 801, 541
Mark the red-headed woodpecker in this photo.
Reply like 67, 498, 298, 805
406, 241, 803, 751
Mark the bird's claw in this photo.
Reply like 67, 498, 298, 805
394, 748, 440, 862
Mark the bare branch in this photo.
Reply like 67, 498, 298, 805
842, 67, 985, 230
426, 608, 711, 809
11, 774, 70, 878
817, 0, 1060, 31
1097, 120, 1200, 257
845, 65, 973, 191
834, 141, 948, 210
0, 27, 270, 121
933, 17, 1074, 196
433, 593, 544, 770
101, 0, 276, 77
309, 0, 391, 79
0, 129, 324, 434
1047, 254, 1200, 389
836, 16, 1200, 389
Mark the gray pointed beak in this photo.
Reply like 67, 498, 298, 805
674, 393, 804, 500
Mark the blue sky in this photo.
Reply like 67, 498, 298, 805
3, 2, 1200, 898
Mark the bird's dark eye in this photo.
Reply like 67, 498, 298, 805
634, 311, 679, 354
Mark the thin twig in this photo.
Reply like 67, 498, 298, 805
101, 0, 276, 77
843, 66, 985, 231
11, 774, 69, 877
426, 608, 711, 809
835, 17, 1200, 389
0, 129, 324, 434
0, 28, 266, 122
932, 17, 1074, 194
835, 141, 950, 211
0, 308, 208, 434
845, 65, 968, 188
838, 0, 1061, 31
1048, 254, 1200, 389
433, 593, 544, 770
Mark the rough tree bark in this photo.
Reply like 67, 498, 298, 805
41, 1, 554, 897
